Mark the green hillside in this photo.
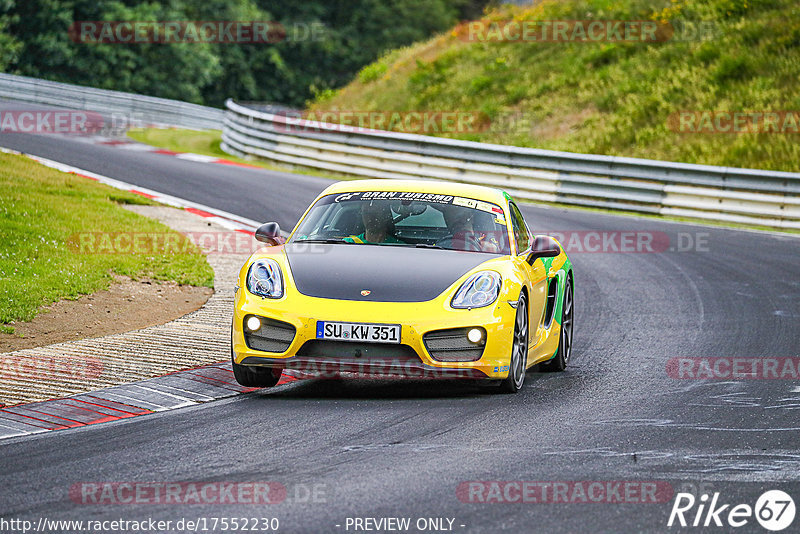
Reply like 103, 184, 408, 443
311, 0, 800, 172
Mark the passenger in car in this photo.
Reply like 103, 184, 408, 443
443, 209, 501, 253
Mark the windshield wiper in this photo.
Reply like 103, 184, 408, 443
294, 238, 351, 244
415, 243, 443, 249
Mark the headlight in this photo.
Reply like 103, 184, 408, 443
246, 259, 284, 299
451, 271, 501, 309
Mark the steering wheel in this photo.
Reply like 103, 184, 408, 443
436, 233, 482, 252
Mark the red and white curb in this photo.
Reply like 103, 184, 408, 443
93, 137, 264, 170
0, 147, 304, 440
0, 362, 301, 440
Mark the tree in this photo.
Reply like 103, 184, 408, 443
0, 0, 490, 106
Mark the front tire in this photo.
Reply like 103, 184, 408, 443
498, 293, 528, 393
232, 360, 283, 387
231, 332, 283, 387
541, 274, 573, 372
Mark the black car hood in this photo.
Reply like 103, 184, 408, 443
284, 243, 497, 302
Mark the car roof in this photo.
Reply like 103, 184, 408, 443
319, 179, 510, 206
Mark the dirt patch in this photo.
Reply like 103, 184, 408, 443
530, 106, 598, 141
0, 275, 212, 353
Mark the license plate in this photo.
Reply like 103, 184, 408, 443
316, 321, 401, 344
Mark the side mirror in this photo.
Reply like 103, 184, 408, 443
255, 222, 284, 245
526, 235, 561, 265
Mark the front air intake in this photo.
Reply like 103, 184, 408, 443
243, 315, 296, 353
423, 327, 486, 362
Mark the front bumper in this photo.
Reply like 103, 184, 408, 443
232, 288, 517, 380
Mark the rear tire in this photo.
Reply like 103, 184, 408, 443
498, 293, 528, 394
541, 274, 573, 372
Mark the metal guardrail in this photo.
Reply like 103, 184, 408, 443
0, 73, 223, 131
222, 99, 800, 230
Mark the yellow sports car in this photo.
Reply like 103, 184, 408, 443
231, 179, 573, 393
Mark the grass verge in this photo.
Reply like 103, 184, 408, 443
128, 129, 227, 158
127, 128, 346, 181
0, 152, 214, 334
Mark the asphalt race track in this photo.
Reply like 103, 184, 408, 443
2, 109, 800, 532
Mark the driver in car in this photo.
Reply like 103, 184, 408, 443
444, 209, 501, 253
344, 200, 403, 244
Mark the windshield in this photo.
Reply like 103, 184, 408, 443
291, 191, 510, 254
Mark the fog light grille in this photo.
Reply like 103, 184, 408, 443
423, 327, 486, 362
243, 315, 296, 353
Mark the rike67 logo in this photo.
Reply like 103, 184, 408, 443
668, 490, 795, 531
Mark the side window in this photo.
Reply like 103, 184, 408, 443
509, 203, 530, 253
